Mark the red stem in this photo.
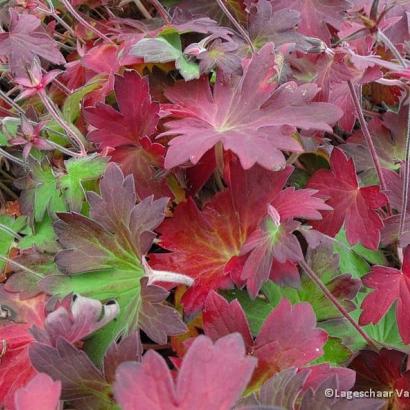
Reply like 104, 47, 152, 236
215, 0, 255, 52
399, 105, 410, 241
299, 259, 378, 350
348, 81, 389, 193
149, 0, 171, 24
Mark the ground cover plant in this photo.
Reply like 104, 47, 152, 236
0, 0, 410, 408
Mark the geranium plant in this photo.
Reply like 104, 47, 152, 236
0, 0, 409, 409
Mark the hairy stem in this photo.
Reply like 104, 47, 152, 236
299, 259, 378, 350
215, 0, 255, 52
399, 106, 410, 241
347, 81, 388, 193
134, 0, 152, 19
60, 0, 114, 44
149, 0, 171, 24
39, 91, 87, 156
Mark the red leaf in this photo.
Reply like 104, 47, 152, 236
203, 292, 327, 386
14, 373, 61, 410
0, 11, 65, 77
0, 288, 46, 410
161, 43, 342, 170
269, 0, 351, 44
359, 246, 410, 344
113, 334, 257, 410
307, 148, 387, 249
150, 159, 292, 313
84, 71, 170, 198
349, 348, 410, 410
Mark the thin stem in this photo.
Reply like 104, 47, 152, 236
59, 0, 115, 44
46, 140, 84, 157
0, 147, 29, 168
134, 0, 152, 19
399, 105, 410, 241
149, 0, 171, 24
347, 80, 388, 192
377, 30, 407, 68
0, 180, 17, 199
39, 91, 87, 156
0, 223, 22, 239
299, 259, 378, 350
216, 0, 255, 52
0, 89, 25, 115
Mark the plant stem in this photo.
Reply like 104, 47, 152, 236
347, 80, 388, 193
0, 89, 25, 115
134, 0, 152, 19
39, 91, 87, 156
60, 0, 114, 44
0, 148, 28, 168
216, 0, 255, 52
377, 30, 407, 68
399, 105, 410, 241
149, 0, 171, 24
299, 259, 378, 350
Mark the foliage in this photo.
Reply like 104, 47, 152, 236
0, 0, 409, 409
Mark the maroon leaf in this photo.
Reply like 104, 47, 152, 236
203, 292, 327, 386
359, 246, 410, 344
349, 349, 410, 410
29, 338, 113, 408
114, 334, 257, 410
161, 43, 342, 170
0, 11, 65, 77
307, 148, 387, 249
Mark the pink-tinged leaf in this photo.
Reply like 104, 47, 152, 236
272, 187, 332, 221
343, 109, 407, 175
253, 299, 327, 385
0, 288, 46, 410
14, 373, 61, 410
269, 0, 351, 44
161, 43, 342, 170
247, 0, 310, 49
240, 207, 304, 297
29, 338, 113, 408
30, 295, 119, 346
240, 365, 360, 409
307, 148, 387, 249
0, 11, 65, 77
203, 291, 253, 349
359, 246, 410, 344
203, 292, 327, 386
113, 334, 257, 410
349, 349, 410, 410
150, 158, 292, 313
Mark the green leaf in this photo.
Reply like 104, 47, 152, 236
63, 78, 104, 123
41, 164, 170, 363
333, 229, 386, 278
0, 215, 26, 271
19, 216, 57, 252
25, 160, 67, 222
131, 33, 200, 81
60, 155, 107, 212
311, 337, 352, 366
